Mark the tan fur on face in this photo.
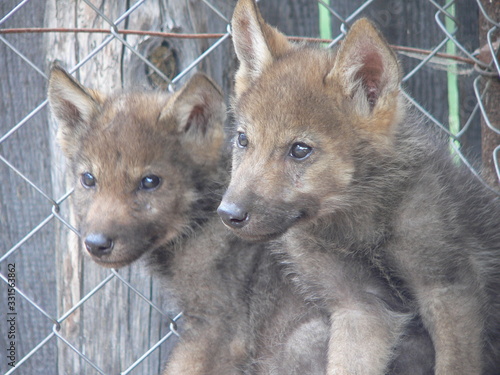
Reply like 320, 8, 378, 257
231, 49, 358, 216
226, 4, 406, 232
49, 66, 226, 268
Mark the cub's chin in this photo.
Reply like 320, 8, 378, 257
220, 215, 306, 242
224, 226, 285, 243
85, 246, 146, 269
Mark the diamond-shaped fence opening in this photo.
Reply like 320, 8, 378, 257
1, 0, 499, 374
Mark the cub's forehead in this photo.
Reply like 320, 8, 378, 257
78, 92, 178, 164
237, 48, 336, 109
236, 56, 336, 122
99, 92, 170, 129
74, 123, 176, 182
93, 92, 180, 144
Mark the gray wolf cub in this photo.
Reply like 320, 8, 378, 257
48, 65, 331, 374
219, 0, 500, 374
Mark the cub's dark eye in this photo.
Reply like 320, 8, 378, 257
289, 142, 313, 160
140, 175, 161, 190
81, 172, 96, 188
237, 132, 248, 148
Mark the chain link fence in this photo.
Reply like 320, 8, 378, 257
1, 0, 499, 374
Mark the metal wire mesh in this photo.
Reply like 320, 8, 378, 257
1, 0, 498, 374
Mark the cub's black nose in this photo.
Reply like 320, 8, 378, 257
217, 201, 249, 229
84, 233, 114, 257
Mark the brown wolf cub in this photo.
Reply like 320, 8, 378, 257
48, 65, 332, 374
219, 0, 500, 374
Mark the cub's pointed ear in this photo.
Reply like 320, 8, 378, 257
231, 0, 292, 97
48, 64, 104, 158
327, 18, 402, 121
161, 73, 226, 166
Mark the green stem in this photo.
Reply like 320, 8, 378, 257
445, 1, 460, 161
319, 0, 332, 44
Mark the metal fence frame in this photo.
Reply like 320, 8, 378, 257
1, 0, 499, 374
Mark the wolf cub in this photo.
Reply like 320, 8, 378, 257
219, 0, 500, 374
